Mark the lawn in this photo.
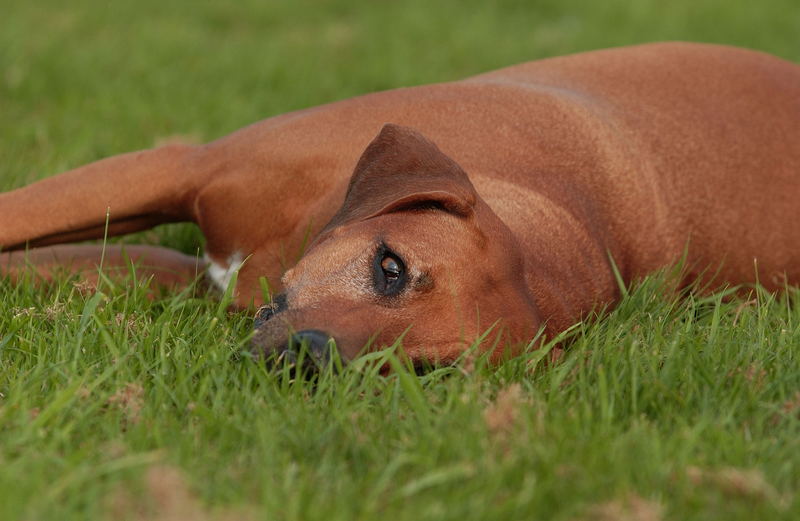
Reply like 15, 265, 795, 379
1, 1, 799, 519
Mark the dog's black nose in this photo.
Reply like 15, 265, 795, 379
274, 329, 338, 373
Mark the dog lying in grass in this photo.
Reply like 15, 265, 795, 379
1, 42, 798, 367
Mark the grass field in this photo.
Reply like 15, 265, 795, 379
1, 1, 799, 519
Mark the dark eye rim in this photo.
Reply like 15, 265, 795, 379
373, 244, 407, 297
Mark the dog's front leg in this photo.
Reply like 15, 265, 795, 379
0, 144, 206, 251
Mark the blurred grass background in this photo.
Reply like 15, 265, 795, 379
2, 0, 799, 189
1, 1, 799, 520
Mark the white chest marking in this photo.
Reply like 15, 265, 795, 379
205, 251, 245, 292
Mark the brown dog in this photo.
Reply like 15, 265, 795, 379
1, 43, 799, 365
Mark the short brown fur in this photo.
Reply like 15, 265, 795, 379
2, 43, 799, 361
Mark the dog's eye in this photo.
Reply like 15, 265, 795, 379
373, 248, 406, 296
381, 256, 401, 281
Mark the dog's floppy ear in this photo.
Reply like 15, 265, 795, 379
323, 124, 478, 231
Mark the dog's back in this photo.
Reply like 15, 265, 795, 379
463, 42, 800, 290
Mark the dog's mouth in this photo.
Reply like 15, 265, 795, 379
250, 291, 457, 375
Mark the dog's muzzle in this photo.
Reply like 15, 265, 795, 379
252, 295, 341, 374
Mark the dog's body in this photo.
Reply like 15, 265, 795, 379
2, 43, 799, 362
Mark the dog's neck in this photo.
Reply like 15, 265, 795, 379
476, 177, 620, 334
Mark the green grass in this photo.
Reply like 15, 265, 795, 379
1, 1, 799, 519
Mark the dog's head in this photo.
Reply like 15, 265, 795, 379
253, 124, 540, 367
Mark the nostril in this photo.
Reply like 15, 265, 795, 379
289, 329, 335, 363
254, 293, 288, 328
272, 329, 340, 375
290, 329, 331, 349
